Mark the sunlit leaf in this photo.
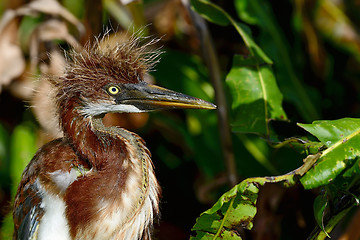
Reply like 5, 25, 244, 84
226, 55, 286, 136
191, 179, 260, 239
299, 118, 360, 147
191, 173, 297, 239
299, 118, 360, 189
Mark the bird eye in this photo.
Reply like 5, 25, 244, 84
107, 86, 120, 95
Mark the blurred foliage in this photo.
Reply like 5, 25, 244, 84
1, 0, 360, 239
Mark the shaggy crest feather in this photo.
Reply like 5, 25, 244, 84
50, 32, 161, 121
67, 32, 160, 83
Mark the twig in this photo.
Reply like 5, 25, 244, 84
182, 0, 238, 187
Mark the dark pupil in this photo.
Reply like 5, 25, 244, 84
111, 87, 117, 93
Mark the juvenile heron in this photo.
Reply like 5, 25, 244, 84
13, 34, 215, 240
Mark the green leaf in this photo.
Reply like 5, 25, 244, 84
190, 0, 229, 26
233, 0, 259, 25
190, 0, 272, 64
308, 206, 353, 240
313, 194, 330, 238
191, 174, 297, 239
308, 170, 360, 240
342, 157, 360, 180
226, 55, 286, 136
298, 118, 360, 189
191, 180, 260, 239
298, 118, 360, 148
234, 0, 320, 122
306, 149, 360, 238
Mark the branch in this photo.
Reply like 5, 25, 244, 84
182, 0, 237, 187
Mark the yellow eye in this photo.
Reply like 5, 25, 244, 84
107, 86, 120, 95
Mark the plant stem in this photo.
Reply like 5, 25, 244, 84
182, 0, 238, 187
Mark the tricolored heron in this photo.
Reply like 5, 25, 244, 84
12, 34, 216, 240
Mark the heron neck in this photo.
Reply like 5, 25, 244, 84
59, 99, 130, 170
59, 99, 159, 239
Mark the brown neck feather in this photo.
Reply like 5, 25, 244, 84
59, 96, 155, 238
59, 96, 128, 170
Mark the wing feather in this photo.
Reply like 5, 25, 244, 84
13, 177, 44, 240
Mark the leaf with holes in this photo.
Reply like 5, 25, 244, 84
191, 172, 299, 239
191, 181, 258, 239
298, 118, 360, 189
191, 176, 279, 240
226, 55, 286, 136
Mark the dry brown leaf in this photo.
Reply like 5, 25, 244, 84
0, 10, 26, 90
0, 9, 17, 33
0, 0, 83, 136
16, 0, 85, 36
29, 19, 82, 71
0, 0, 84, 92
